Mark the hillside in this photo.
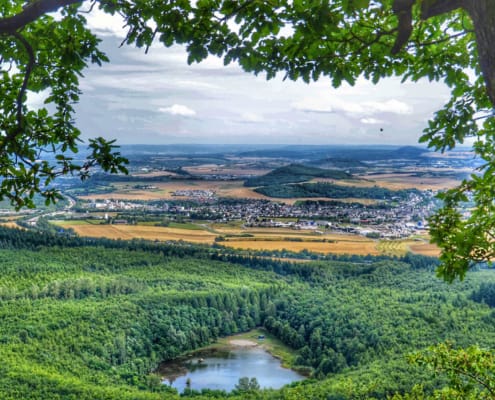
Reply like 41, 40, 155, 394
255, 181, 418, 199
0, 227, 493, 399
310, 157, 367, 169
244, 163, 353, 187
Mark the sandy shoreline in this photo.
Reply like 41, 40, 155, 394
229, 339, 258, 347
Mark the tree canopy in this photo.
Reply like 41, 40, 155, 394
1, 0, 494, 280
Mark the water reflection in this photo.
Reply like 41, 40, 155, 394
160, 347, 304, 392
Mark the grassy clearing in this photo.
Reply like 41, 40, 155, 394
52, 219, 97, 226
215, 328, 298, 368
167, 222, 205, 230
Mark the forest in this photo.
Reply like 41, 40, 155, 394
243, 164, 353, 187
255, 182, 419, 200
0, 227, 494, 399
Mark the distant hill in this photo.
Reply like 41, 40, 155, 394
238, 145, 429, 161
391, 146, 428, 159
244, 163, 353, 187
310, 157, 367, 169
255, 181, 418, 200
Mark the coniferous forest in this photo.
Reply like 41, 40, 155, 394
0, 227, 494, 399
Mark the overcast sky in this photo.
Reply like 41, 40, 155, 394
68, 7, 452, 146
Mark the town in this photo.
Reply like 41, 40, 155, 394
74, 188, 434, 239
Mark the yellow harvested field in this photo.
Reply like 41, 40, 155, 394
314, 175, 460, 191
408, 242, 441, 257
54, 222, 216, 244
222, 239, 380, 255
357, 173, 460, 191
376, 240, 409, 256
51, 220, 439, 257
0, 221, 21, 229
221, 234, 438, 257
377, 239, 440, 257
79, 180, 268, 201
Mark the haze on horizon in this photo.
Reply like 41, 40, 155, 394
37, 4, 453, 147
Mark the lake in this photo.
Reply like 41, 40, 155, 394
160, 346, 305, 393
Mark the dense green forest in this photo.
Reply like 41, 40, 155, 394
244, 164, 353, 187
255, 182, 418, 200
0, 227, 494, 399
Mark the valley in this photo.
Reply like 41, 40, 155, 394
0, 144, 489, 399
11, 144, 476, 259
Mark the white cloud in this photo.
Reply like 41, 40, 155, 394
292, 97, 412, 117
360, 117, 386, 125
291, 99, 333, 113
74, 28, 450, 145
363, 99, 412, 115
239, 112, 265, 123
85, 3, 127, 38
26, 89, 50, 110
159, 104, 197, 117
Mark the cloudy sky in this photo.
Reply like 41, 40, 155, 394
70, 7, 452, 146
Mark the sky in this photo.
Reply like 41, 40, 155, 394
66, 6, 452, 146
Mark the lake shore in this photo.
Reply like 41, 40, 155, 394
156, 328, 308, 381
229, 338, 258, 347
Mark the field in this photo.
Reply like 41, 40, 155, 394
80, 170, 461, 205
0, 221, 20, 229
358, 173, 460, 191
51, 220, 439, 257
377, 238, 440, 257
52, 220, 217, 243
313, 174, 460, 191
79, 180, 269, 201
222, 238, 381, 255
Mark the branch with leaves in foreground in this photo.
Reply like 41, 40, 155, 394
0, 0, 128, 209
390, 342, 495, 399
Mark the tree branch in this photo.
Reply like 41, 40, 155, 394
391, 0, 465, 54
0, 0, 82, 33
11, 32, 35, 135
421, 0, 463, 20
391, 0, 415, 54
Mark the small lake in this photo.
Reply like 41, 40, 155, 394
159, 346, 305, 393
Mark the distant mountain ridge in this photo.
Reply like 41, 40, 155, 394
310, 157, 367, 169
244, 163, 353, 187
392, 146, 428, 159
238, 145, 428, 161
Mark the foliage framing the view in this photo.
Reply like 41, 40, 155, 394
1, 0, 495, 278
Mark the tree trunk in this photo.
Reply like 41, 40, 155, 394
464, 0, 495, 106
